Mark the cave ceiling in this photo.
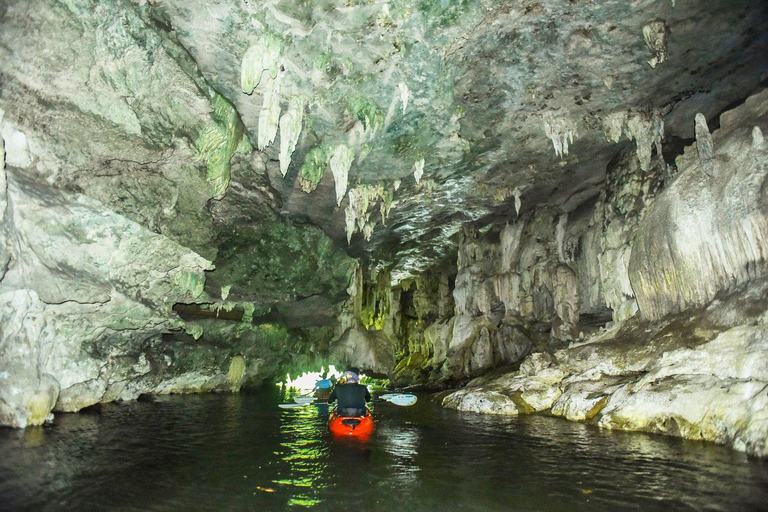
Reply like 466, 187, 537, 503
1, 0, 767, 285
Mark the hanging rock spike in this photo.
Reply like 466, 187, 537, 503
279, 97, 305, 177
330, 145, 355, 206
258, 73, 282, 151
543, 112, 577, 158
413, 158, 425, 183
643, 20, 668, 69
241, 33, 282, 95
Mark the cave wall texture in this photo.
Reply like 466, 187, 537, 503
0, 0, 767, 455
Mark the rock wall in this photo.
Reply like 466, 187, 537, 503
629, 90, 768, 320
0, 0, 364, 429
440, 89, 768, 456
443, 275, 768, 457
390, 143, 666, 386
0, 167, 244, 427
340, 139, 666, 386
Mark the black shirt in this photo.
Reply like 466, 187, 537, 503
329, 383, 371, 409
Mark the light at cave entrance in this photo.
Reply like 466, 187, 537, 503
279, 365, 343, 392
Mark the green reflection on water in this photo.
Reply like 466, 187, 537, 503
277, 390, 330, 508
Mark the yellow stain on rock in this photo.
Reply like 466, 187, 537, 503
227, 354, 246, 392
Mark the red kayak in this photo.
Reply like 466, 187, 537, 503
328, 408, 374, 437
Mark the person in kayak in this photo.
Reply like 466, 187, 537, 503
329, 370, 371, 417
313, 372, 333, 402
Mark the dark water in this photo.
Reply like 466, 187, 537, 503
1, 391, 767, 512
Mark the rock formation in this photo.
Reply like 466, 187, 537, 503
1, 0, 767, 456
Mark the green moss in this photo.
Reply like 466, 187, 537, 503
359, 268, 392, 330
194, 93, 248, 198
417, 0, 473, 30
347, 96, 384, 132
211, 217, 356, 306
241, 303, 256, 324
314, 52, 330, 71
299, 145, 332, 193
184, 323, 204, 340
174, 270, 205, 299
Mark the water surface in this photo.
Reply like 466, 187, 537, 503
1, 390, 766, 511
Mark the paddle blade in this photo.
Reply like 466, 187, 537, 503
388, 394, 417, 406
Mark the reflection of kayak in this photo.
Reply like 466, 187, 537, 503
328, 408, 374, 437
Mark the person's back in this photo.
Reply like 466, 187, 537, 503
329, 371, 370, 416
313, 378, 332, 401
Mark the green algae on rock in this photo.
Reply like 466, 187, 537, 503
195, 93, 251, 199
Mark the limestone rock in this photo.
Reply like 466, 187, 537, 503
440, 274, 768, 456
630, 89, 768, 321
694, 113, 716, 176
0, 169, 213, 426
330, 325, 397, 377
442, 389, 520, 415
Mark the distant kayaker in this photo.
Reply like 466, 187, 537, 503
313, 373, 333, 402
329, 371, 371, 417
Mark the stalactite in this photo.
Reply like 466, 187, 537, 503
642, 20, 668, 68
542, 112, 577, 158
603, 110, 664, 171
413, 158, 425, 184
194, 93, 250, 198
344, 184, 393, 244
513, 187, 522, 216
278, 97, 305, 177
329, 145, 355, 206
257, 73, 282, 151
753, 126, 765, 150
398, 82, 409, 115
240, 33, 282, 95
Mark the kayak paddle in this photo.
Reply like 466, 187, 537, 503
379, 393, 418, 406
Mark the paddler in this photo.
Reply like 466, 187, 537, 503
312, 372, 333, 402
329, 370, 371, 417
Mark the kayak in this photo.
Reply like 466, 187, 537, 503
314, 390, 332, 401
328, 408, 374, 437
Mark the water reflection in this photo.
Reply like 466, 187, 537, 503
276, 390, 330, 507
379, 424, 421, 483
1, 392, 767, 512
